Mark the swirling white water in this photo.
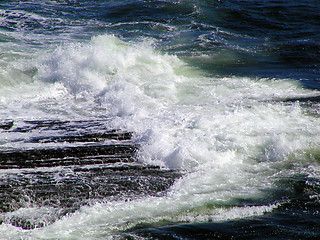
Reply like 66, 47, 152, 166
1, 34, 320, 239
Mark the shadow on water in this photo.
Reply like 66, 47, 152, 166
128, 176, 320, 239
129, 209, 320, 240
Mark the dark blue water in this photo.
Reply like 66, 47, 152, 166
1, 1, 319, 84
1, 1, 320, 239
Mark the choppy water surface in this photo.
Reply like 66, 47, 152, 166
1, 1, 320, 239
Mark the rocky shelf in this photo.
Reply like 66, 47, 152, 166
0, 119, 181, 229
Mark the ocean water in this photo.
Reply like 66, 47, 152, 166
0, 0, 320, 239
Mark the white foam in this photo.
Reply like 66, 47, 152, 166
1, 34, 320, 238
3, 33, 320, 179
25, 195, 280, 239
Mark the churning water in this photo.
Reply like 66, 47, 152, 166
1, 1, 320, 239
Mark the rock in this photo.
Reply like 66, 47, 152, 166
0, 119, 182, 229
0, 119, 14, 130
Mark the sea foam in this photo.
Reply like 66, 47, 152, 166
2, 31, 320, 240
25, 34, 320, 173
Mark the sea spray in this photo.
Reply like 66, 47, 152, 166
32, 35, 320, 170
1, 27, 320, 239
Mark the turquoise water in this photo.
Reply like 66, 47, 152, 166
1, 1, 320, 239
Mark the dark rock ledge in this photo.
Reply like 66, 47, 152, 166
0, 120, 181, 229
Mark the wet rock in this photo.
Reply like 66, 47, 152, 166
0, 120, 14, 130
0, 120, 182, 229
